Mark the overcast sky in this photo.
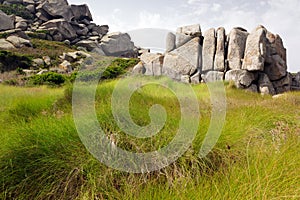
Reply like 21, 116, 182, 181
69, 0, 300, 72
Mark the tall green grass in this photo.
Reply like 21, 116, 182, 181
0, 81, 299, 199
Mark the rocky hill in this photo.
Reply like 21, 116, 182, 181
0, 0, 137, 57
133, 24, 300, 95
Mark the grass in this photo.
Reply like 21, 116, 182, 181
0, 80, 299, 199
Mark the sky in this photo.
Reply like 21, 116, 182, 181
68, 0, 300, 72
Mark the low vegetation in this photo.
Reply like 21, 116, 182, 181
0, 79, 299, 199
0, 3, 34, 20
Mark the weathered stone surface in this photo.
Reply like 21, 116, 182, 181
0, 38, 15, 49
266, 32, 287, 63
76, 40, 105, 55
176, 33, 192, 48
0, 10, 14, 31
36, 0, 73, 22
202, 28, 216, 72
163, 37, 201, 81
176, 24, 201, 37
140, 53, 164, 76
71, 4, 92, 21
43, 56, 51, 66
214, 27, 226, 72
26, 5, 35, 13
59, 60, 72, 72
23, 0, 35, 6
100, 32, 135, 57
166, 32, 176, 52
227, 28, 248, 70
132, 62, 146, 75
32, 58, 45, 68
40, 19, 77, 41
264, 32, 287, 81
246, 84, 258, 93
264, 55, 287, 81
225, 69, 256, 88
15, 21, 28, 31
258, 73, 275, 95
272, 74, 291, 94
202, 71, 224, 83
181, 75, 190, 83
6, 36, 32, 48
62, 51, 90, 62
191, 71, 201, 84
242, 26, 267, 71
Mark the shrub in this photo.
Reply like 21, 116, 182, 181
29, 72, 66, 86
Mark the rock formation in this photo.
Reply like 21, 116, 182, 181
0, 0, 137, 57
134, 24, 300, 95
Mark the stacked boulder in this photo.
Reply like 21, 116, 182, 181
134, 24, 299, 95
0, 0, 137, 57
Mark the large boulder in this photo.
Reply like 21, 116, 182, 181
36, 0, 73, 22
175, 24, 200, 48
6, 36, 32, 48
258, 73, 276, 95
140, 53, 164, 76
225, 69, 256, 88
242, 26, 267, 71
214, 27, 226, 72
163, 37, 201, 81
264, 55, 287, 81
76, 40, 105, 55
40, 19, 77, 41
71, 4, 93, 21
264, 32, 287, 81
0, 10, 14, 31
0, 38, 15, 49
166, 32, 176, 52
227, 27, 248, 70
202, 28, 216, 72
176, 24, 201, 37
202, 71, 224, 83
100, 32, 135, 57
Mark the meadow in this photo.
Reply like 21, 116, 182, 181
0, 80, 299, 199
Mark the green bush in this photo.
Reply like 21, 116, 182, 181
29, 72, 66, 86
0, 4, 34, 20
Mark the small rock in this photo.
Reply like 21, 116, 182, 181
0, 38, 15, 49
201, 71, 224, 83
132, 62, 146, 75
6, 36, 32, 48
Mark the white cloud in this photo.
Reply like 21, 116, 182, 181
212, 3, 221, 12
137, 11, 162, 28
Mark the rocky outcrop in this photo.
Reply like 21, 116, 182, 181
134, 24, 296, 95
